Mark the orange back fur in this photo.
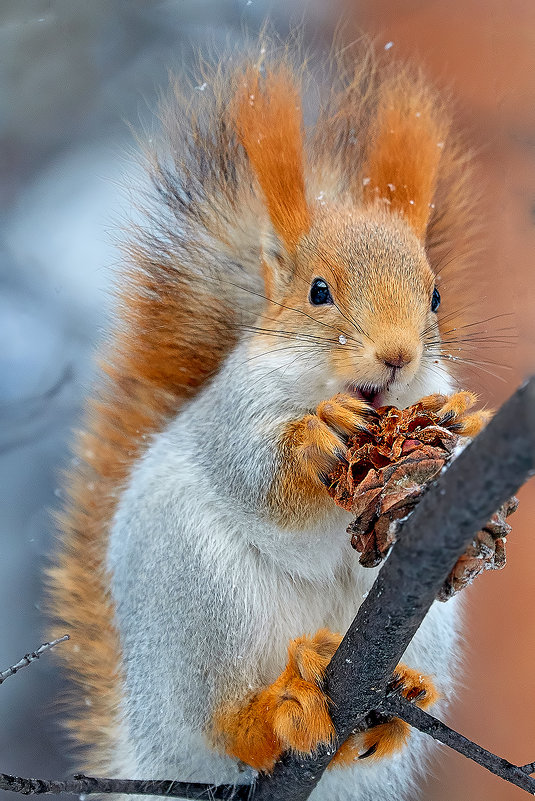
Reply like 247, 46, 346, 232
47, 266, 235, 768
48, 38, 478, 769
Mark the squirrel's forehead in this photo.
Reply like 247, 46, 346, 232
299, 216, 432, 285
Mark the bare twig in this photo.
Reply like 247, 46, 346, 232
382, 694, 535, 795
0, 637, 69, 686
0, 773, 250, 800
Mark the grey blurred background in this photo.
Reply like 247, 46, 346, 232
0, 0, 316, 790
1, 3, 534, 801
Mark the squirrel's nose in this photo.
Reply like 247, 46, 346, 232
376, 347, 414, 370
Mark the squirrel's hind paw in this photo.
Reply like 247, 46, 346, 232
272, 629, 342, 753
329, 664, 439, 768
212, 629, 341, 771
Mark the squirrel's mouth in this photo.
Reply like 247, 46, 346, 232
347, 384, 388, 409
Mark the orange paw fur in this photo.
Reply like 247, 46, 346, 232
213, 629, 342, 772
298, 394, 371, 481
272, 629, 342, 753
330, 664, 439, 767
420, 391, 492, 438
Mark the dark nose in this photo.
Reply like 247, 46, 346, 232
376, 348, 413, 370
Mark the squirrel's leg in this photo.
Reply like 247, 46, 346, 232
329, 665, 440, 767
212, 629, 342, 772
420, 391, 493, 437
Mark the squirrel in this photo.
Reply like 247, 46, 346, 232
48, 37, 490, 801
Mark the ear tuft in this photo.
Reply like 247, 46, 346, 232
361, 77, 449, 239
233, 66, 311, 252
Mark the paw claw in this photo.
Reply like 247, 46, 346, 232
317, 393, 372, 436
388, 664, 440, 709
433, 391, 492, 439
358, 742, 378, 760
386, 674, 405, 695
298, 394, 372, 483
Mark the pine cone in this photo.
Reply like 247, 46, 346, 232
326, 400, 517, 599
437, 496, 518, 601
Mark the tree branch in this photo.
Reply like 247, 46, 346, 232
251, 377, 535, 800
381, 693, 535, 795
0, 637, 69, 686
2, 697, 535, 799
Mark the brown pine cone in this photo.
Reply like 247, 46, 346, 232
326, 399, 517, 599
437, 496, 518, 601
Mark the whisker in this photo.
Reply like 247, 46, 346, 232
422, 353, 510, 382
238, 325, 338, 346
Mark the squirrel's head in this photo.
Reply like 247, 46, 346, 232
235, 64, 450, 408
252, 206, 440, 408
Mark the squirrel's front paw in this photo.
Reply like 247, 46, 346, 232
420, 391, 492, 438
272, 629, 342, 753
330, 664, 440, 766
298, 394, 371, 483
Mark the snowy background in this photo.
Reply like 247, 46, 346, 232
1, 3, 534, 801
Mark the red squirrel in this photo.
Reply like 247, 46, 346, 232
48, 39, 488, 800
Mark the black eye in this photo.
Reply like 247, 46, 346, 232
309, 278, 333, 306
431, 287, 441, 313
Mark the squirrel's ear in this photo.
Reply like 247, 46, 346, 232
259, 228, 294, 302
233, 67, 311, 253
361, 79, 448, 240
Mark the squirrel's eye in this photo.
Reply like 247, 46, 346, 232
309, 278, 333, 306
431, 287, 441, 313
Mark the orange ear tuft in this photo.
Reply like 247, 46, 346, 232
361, 80, 448, 239
233, 67, 311, 251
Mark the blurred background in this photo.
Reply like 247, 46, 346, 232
0, 1, 534, 800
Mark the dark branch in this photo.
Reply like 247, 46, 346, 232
0, 637, 69, 686
381, 694, 535, 795
3, 696, 535, 799
251, 377, 535, 800
0, 774, 250, 800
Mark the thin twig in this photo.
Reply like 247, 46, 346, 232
0, 637, 69, 686
381, 694, 535, 795
0, 774, 251, 800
